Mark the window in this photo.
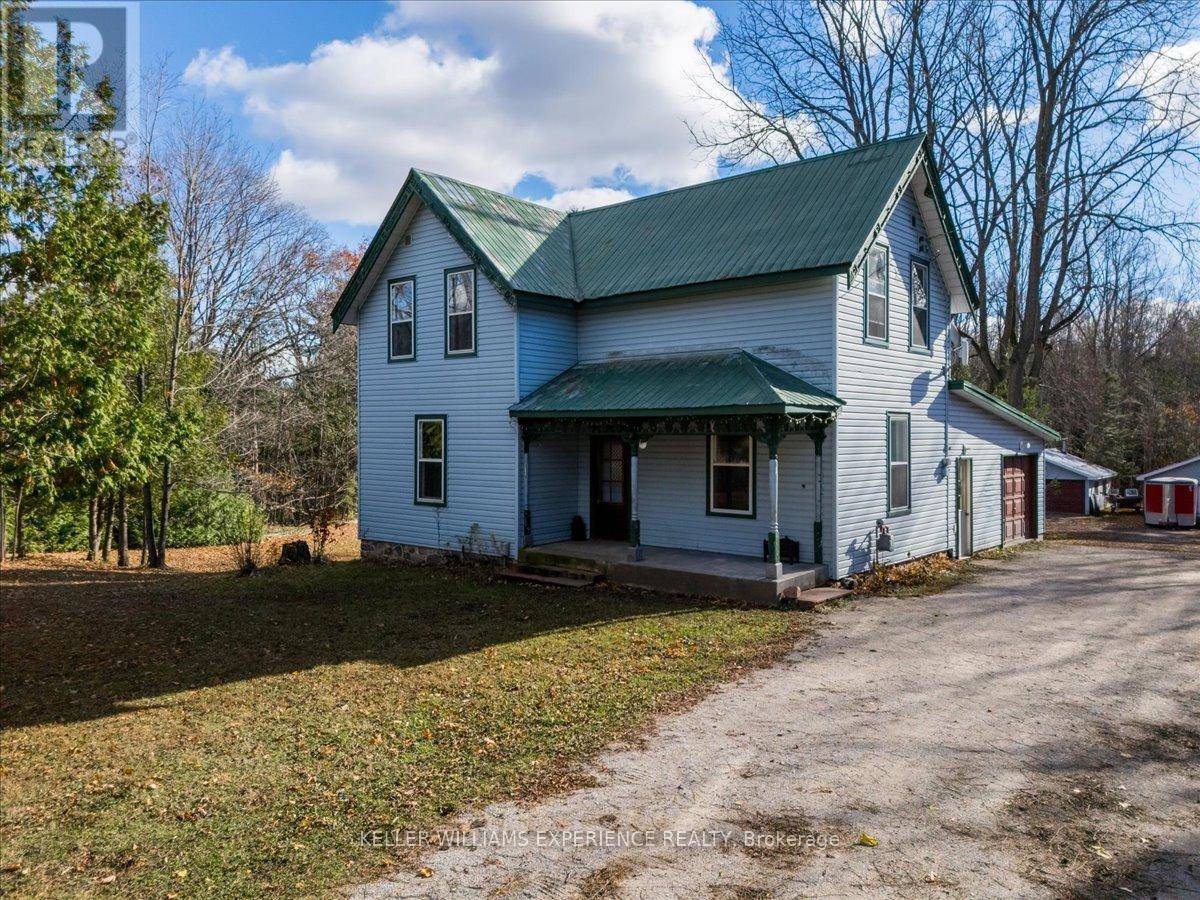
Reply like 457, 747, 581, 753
708, 434, 755, 517
910, 259, 929, 350
887, 413, 910, 514
388, 276, 415, 360
415, 417, 446, 505
865, 244, 888, 342
445, 267, 475, 355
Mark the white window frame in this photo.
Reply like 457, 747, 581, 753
865, 244, 889, 343
910, 258, 930, 351
388, 276, 415, 361
415, 416, 446, 506
444, 267, 475, 356
708, 434, 756, 517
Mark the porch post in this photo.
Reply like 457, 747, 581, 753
521, 429, 533, 549
628, 438, 643, 561
810, 425, 826, 566
765, 418, 784, 579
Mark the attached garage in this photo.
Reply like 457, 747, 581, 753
1043, 448, 1116, 516
948, 380, 1062, 555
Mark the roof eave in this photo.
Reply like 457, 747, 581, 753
949, 379, 1061, 442
1137, 454, 1200, 480
509, 402, 839, 420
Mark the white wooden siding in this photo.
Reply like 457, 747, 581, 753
357, 205, 519, 555
834, 187, 954, 576
566, 277, 837, 562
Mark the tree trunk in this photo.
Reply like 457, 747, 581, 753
87, 496, 100, 561
142, 480, 160, 567
101, 495, 114, 563
155, 460, 171, 567
1, 482, 7, 568
117, 487, 129, 567
14, 481, 26, 558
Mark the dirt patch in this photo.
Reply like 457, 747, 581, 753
576, 857, 643, 898
733, 811, 851, 866
1000, 717, 1200, 898
1046, 511, 1200, 555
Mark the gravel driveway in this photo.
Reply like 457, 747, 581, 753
354, 544, 1200, 899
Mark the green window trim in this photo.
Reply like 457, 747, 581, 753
414, 415, 447, 507
444, 266, 477, 357
387, 275, 417, 362
908, 257, 932, 353
886, 412, 911, 516
706, 434, 757, 518
863, 243, 889, 345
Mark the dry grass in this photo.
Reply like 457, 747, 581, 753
0, 531, 803, 899
852, 552, 975, 598
852, 542, 1044, 598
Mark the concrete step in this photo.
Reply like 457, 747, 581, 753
789, 586, 851, 609
498, 564, 598, 588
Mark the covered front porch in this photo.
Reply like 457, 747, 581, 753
522, 539, 827, 605
510, 350, 843, 598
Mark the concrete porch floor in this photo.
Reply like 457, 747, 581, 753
521, 540, 828, 605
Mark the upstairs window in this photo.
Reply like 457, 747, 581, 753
865, 244, 888, 342
910, 259, 930, 350
445, 267, 475, 355
415, 416, 446, 506
708, 435, 755, 517
887, 413, 910, 514
388, 276, 415, 360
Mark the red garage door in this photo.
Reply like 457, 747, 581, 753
1003, 456, 1036, 542
1046, 478, 1085, 515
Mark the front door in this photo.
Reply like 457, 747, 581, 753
956, 457, 973, 558
590, 436, 630, 540
1002, 455, 1035, 543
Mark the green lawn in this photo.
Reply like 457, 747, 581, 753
1, 554, 802, 898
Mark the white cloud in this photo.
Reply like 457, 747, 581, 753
543, 186, 636, 211
184, 0, 729, 226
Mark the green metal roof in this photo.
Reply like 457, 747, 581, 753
333, 134, 978, 328
949, 379, 1062, 442
568, 135, 925, 300
510, 350, 843, 419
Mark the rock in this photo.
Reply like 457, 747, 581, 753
279, 539, 311, 565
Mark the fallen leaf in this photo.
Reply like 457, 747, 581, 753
417, 867, 434, 878
857, 832, 879, 847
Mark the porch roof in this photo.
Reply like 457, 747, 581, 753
510, 350, 843, 420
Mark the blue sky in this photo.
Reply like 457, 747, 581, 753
131, 0, 1197, 267
138, 0, 743, 248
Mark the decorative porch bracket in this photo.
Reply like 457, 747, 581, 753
806, 424, 827, 565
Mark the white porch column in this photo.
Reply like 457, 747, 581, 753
765, 418, 784, 579
628, 438, 643, 561
766, 448, 782, 578
520, 431, 532, 549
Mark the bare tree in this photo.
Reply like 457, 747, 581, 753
132, 93, 328, 563
696, 0, 1200, 404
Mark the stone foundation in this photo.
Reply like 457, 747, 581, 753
361, 539, 453, 566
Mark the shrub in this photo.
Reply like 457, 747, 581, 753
225, 506, 267, 576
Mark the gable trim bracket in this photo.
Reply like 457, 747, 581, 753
331, 171, 518, 331
846, 137, 979, 315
